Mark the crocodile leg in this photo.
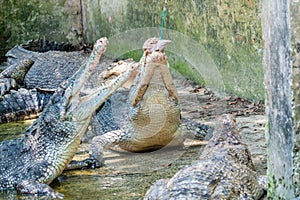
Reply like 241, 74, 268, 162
159, 63, 179, 103
180, 117, 213, 140
16, 180, 64, 199
0, 78, 16, 96
0, 59, 34, 95
67, 130, 128, 169
94, 129, 127, 166
129, 62, 155, 107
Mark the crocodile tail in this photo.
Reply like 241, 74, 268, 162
0, 88, 53, 123
20, 39, 81, 52
5, 40, 80, 65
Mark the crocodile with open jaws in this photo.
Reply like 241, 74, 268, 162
0, 37, 139, 198
77, 37, 211, 168
144, 114, 266, 200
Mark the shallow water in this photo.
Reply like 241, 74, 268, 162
0, 120, 33, 142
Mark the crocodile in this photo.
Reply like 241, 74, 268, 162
0, 87, 53, 122
0, 58, 54, 122
0, 40, 91, 123
3, 40, 88, 92
144, 114, 266, 200
77, 37, 211, 168
0, 37, 139, 198
0, 39, 121, 123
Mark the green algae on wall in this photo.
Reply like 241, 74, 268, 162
82, 0, 109, 42
0, 0, 83, 61
119, 49, 206, 86
1, 0, 264, 100
105, 0, 264, 100
82, 0, 129, 42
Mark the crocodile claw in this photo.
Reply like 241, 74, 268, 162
16, 180, 64, 199
0, 78, 17, 96
81, 157, 102, 169
66, 156, 102, 170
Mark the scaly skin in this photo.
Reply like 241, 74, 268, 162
0, 59, 34, 95
144, 114, 265, 200
4, 41, 87, 91
0, 37, 139, 198
0, 42, 88, 123
85, 38, 182, 167
0, 88, 53, 123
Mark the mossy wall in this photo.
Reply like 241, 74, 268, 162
0, 0, 264, 100
0, 0, 83, 60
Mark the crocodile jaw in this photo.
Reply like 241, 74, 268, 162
66, 63, 140, 122
130, 50, 178, 107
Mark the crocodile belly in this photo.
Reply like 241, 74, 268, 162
123, 99, 181, 152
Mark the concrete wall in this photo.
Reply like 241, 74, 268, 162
0, 0, 264, 100
0, 0, 82, 56
291, 0, 300, 196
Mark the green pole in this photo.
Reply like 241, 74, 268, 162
160, 0, 168, 39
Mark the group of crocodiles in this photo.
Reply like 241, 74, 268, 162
0, 37, 266, 199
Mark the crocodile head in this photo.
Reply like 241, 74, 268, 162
129, 37, 178, 107
100, 59, 138, 89
61, 37, 138, 123
142, 37, 171, 53
211, 114, 241, 144
201, 114, 256, 170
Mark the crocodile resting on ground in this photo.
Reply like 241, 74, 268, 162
0, 41, 90, 123
4, 39, 88, 91
0, 37, 139, 198
144, 114, 266, 200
